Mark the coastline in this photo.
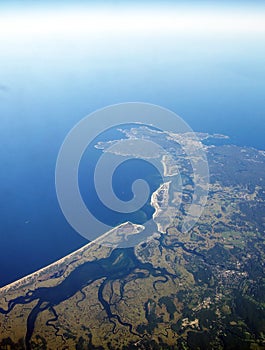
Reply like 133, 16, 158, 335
0, 222, 144, 297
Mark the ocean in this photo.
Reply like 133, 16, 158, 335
0, 3, 264, 287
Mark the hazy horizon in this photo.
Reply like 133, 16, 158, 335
0, 0, 264, 286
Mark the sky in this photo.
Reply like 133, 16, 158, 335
0, 1, 264, 141
0, 0, 264, 285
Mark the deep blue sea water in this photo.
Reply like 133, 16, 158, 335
79, 127, 162, 228
0, 82, 264, 287
0, 4, 264, 287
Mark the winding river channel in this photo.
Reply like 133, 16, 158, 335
0, 247, 177, 349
